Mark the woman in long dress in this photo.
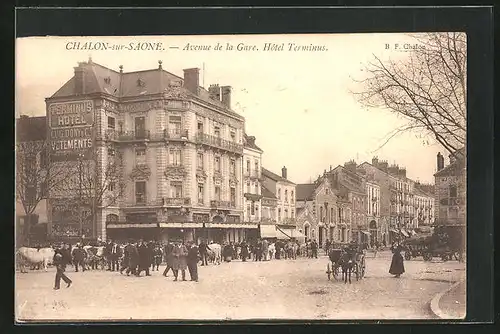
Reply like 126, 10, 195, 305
389, 243, 405, 278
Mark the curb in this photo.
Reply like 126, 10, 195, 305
428, 279, 464, 319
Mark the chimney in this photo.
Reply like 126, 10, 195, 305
379, 161, 388, 172
247, 136, 256, 146
372, 156, 379, 166
208, 84, 221, 101
74, 62, 86, 95
221, 86, 232, 108
388, 164, 399, 176
282, 166, 287, 179
183, 68, 200, 95
344, 160, 357, 172
399, 168, 407, 178
437, 152, 444, 171
158, 60, 163, 70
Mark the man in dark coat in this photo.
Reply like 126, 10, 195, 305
119, 241, 131, 275
162, 241, 175, 277
128, 242, 139, 276
171, 241, 188, 281
72, 243, 87, 272
240, 241, 249, 262
311, 240, 318, 258
255, 240, 263, 261
152, 244, 163, 271
389, 243, 405, 277
53, 248, 72, 290
186, 241, 199, 282
136, 240, 151, 277
105, 240, 113, 271
198, 240, 210, 266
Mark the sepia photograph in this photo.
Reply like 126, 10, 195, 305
15, 33, 466, 321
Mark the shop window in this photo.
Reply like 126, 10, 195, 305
107, 116, 116, 130
135, 181, 146, 204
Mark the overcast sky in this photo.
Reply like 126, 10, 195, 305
16, 34, 454, 184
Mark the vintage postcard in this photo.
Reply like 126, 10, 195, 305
15, 33, 466, 321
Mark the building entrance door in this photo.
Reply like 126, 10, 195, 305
318, 226, 324, 246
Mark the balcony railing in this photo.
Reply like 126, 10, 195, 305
162, 197, 191, 206
210, 200, 234, 209
121, 198, 162, 207
281, 218, 297, 225
103, 129, 189, 142
195, 132, 243, 154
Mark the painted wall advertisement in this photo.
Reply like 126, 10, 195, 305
47, 100, 94, 159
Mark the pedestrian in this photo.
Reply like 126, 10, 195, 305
162, 241, 174, 277
171, 240, 188, 281
152, 244, 162, 271
311, 240, 318, 258
186, 241, 199, 282
119, 241, 131, 275
53, 248, 72, 290
389, 242, 405, 278
128, 242, 139, 276
72, 243, 87, 272
262, 239, 269, 261
240, 240, 249, 262
198, 239, 210, 266
255, 239, 263, 261
136, 240, 151, 277
110, 241, 121, 272
105, 240, 113, 271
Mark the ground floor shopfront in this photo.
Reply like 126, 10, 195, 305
106, 222, 259, 244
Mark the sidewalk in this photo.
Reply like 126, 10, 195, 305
437, 280, 466, 319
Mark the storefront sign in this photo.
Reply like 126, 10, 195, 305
193, 213, 210, 222
121, 100, 163, 113
48, 101, 94, 128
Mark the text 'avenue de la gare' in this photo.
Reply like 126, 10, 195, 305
182, 42, 328, 52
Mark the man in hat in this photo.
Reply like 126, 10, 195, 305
171, 240, 188, 281
162, 241, 175, 277
72, 243, 87, 272
53, 246, 72, 290
186, 241, 199, 282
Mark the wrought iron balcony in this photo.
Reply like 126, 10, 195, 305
210, 200, 234, 209
162, 197, 191, 206
103, 130, 151, 141
282, 218, 297, 225
162, 129, 189, 140
121, 198, 162, 208
195, 132, 243, 154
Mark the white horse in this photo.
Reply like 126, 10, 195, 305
207, 243, 222, 265
268, 243, 276, 260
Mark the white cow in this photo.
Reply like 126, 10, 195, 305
207, 243, 222, 265
16, 247, 55, 272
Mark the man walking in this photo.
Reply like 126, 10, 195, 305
110, 241, 121, 272
162, 241, 175, 277
186, 241, 199, 282
136, 240, 151, 277
53, 247, 72, 290
311, 239, 318, 259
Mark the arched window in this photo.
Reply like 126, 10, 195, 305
106, 214, 119, 223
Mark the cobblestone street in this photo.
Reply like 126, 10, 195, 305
15, 251, 465, 321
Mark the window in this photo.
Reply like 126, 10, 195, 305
230, 159, 236, 175
230, 131, 236, 142
285, 209, 288, 218
135, 181, 146, 204
108, 182, 115, 192
107, 116, 116, 130
291, 190, 294, 202
246, 160, 250, 173
448, 207, 458, 219
278, 188, 281, 200
278, 208, 281, 221
214, 156, 221, 172
108, 147, 115, 157
197, 121, 204, 133
214, 126, 221, 138
214, 186, 221, 201
291, 209, 295, 219
198, 184, 204, 204
26, 186, 36, 204
230, 187, 236, 207
171, 181, 183, 198
197, 152, 204, 169
135, 147, 146, 165
255, 205, 259, 217
330, 208, 334, 223
134, 117, 146, 138
326, 188, 329, 195
169, 149, 182, 165
254, 182, 259, 194
320, 206, 324, 221
169, 116, 182, 134
449, 185, 458, 198
246, 181, 250, 193
285, 190, 288, 202
247, 205, 251, 218
251, 202, 255, 215
254, 161, 259, 175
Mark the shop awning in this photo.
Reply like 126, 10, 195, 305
400, 229, 409, 237
291, 230, 306, 239
361, 231, 371, 236
107, 223, 157, 229
260, 224, 276, 238
208, 223, 257, 229
159, 223, 202, 228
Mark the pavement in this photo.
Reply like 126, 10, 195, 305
15, 251, 466, 321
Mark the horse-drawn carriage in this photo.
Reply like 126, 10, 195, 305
326, 244, 366, 283
403, 225, 465, 262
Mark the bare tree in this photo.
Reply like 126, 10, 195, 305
15, 141, 73, 244
57, 150, 125, 238
352, 32, 466, 158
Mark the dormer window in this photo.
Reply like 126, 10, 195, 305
104, 77, 111, 84
137, 78, 146, 87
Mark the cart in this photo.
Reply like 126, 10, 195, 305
326, 248, 343, 280
326, 246, 366, 281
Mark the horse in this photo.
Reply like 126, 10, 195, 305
339, 249, 357, 284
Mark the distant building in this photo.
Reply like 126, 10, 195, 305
296, 175, 338, 246
434, 148, 466, 226
15, 115, 49, 245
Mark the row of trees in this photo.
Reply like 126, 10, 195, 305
16, 141, 124, 244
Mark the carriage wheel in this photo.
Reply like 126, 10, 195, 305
404, 252, 411, 261
333, 264, 341, 280
326, 263, 331, 280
